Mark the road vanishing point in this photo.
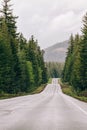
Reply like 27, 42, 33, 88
0, 78, 87, 130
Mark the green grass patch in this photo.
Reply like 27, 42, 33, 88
30, 84, 46, 94
48, 78, 52, 84
0, 84, 46, 100
0, 92, 27, 99
59, 79, 87, 102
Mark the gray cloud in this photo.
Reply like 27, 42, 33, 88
0, 0, 87, 48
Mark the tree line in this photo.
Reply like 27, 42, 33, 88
0, 0, 48, 94
62, 12, 87, 92
46, 62, 64, 78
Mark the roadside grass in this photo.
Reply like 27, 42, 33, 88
48, 78, 52, 84
30, 84, 46, 94
0, 84, 46, 100
0, 92, 27, 99
59, 79, 87, 102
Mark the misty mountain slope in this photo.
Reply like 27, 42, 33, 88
44, 40, 69, 62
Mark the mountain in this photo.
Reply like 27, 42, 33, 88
44, 40, 69, 62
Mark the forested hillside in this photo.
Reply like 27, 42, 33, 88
0, 0, 48, 94
62, 13, 87, 93
46, 62, 64, 78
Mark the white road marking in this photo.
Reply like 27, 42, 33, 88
64, 96, 87, 115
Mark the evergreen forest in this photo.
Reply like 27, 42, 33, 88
62, 13, 87, 93
0, 0, 48, 94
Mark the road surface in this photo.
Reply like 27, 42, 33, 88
0, 78, 87, 130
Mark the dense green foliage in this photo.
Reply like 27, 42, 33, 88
59, 79, 87, 102
0, 0, 48, 94
46, 62, 64, 78
62, 13, 87, 92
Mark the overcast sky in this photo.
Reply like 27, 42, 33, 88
1, 0, 87, 48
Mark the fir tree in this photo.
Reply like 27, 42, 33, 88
62, 34, 74, 83
0, 0, 22, 93
80, 13, 87, 90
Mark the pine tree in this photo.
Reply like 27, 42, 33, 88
1, 0, 18, 38
62, 34, 74, 83
0, 0, 22, 93
26, 36, 39, 86
26, 36, 48, 86
0, 19, 14, 93
79, 13, 87, 90
18, 33, 27, 51
0, 0, 48, 94
70, 34, 82, 91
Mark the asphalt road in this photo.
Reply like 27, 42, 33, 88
0, 78, 87, 130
